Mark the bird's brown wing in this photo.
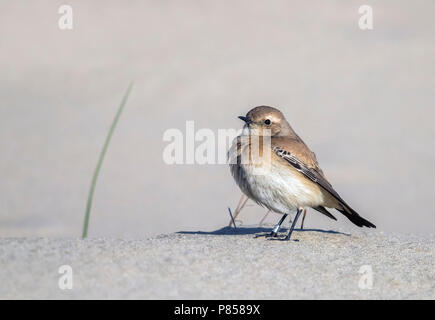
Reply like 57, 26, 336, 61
271, 139, 344, 204
271, 136, 375, 228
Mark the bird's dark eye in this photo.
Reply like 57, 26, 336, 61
264, 119, 271, 125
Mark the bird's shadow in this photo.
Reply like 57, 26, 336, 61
177, 226, 350, 237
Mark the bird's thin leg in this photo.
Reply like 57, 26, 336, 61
255, 213, 288, 238
284, 208, 303, 241
300, 209, 307, 230
268, 214, 288, 237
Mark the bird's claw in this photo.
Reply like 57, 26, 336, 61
254, 231, 279, 239
266, 232, 278, 238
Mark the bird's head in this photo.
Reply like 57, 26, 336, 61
238, 106, 290, 136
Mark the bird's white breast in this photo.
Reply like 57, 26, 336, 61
229, 140, 324, 214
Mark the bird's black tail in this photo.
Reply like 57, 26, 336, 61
313, 206, 337, 221
336, 204, 376, 228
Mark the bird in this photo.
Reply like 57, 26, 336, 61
228, 106, 375, 241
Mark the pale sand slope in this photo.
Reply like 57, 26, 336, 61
0, 227, 434, 299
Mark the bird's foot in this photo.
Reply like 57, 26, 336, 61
254, 231, 279, 239
266, 231, 278, 238
271, 235, 299, 242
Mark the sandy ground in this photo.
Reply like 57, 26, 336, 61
1, 227, 433, 299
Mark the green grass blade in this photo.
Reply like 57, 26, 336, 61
82, 82, 134, 239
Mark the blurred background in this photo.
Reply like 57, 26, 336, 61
0, 1, 434, 238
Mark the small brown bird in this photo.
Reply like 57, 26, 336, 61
229, 106, 375, 241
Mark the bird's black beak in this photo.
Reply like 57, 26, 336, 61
238, 116, 252, 124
